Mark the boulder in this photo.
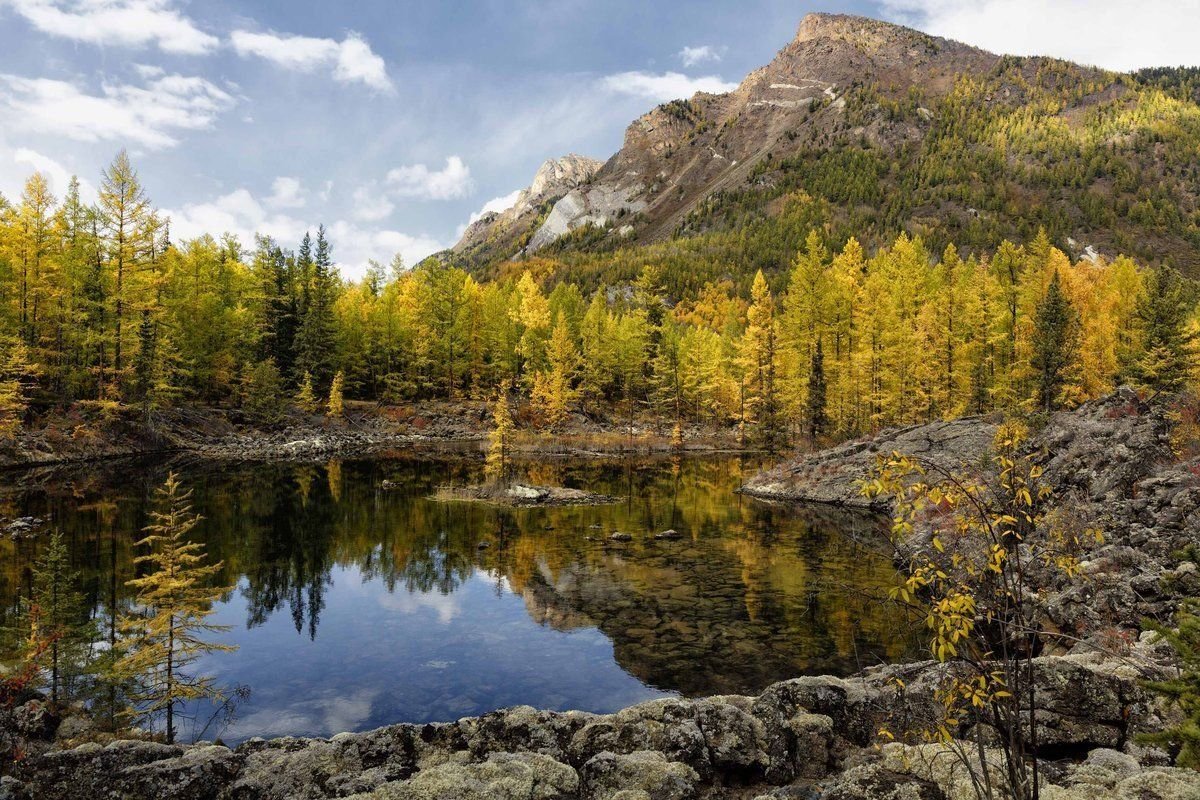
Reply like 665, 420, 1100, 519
580, 750, 699, 800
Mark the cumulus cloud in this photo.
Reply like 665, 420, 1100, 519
0, 140, 95, 203
265, 176, 305, 209
350, 183, 394, 222
882, 0, 1200, 72
0, 71, 235, 149
164, 182, 445, 279
385, 156, 473, 200
229, 29, 393, 91
3, 0, 218, 54
469, 189, 522, 224
678, 45, 725, 68
601, 71, 737, 103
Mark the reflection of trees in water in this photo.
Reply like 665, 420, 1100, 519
1, 455, 916, 697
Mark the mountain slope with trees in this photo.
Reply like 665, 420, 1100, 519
451, 13, 1200, 283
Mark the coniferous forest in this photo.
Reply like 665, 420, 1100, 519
1, 151, 1197, 450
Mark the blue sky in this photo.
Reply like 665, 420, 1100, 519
1, 0, 1197, 277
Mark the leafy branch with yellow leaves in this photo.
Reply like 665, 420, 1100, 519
861, 420, 1103, 800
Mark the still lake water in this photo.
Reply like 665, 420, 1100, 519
0, 450, 915, 743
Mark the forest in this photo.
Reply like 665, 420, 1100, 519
1, 151, 1198, 451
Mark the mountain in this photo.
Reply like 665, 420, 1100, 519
448, 13, 1200, 283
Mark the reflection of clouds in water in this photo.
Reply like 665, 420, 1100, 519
375, 588, 462, 624
230, 688, 380, 739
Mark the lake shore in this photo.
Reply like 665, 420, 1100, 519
0, 400, 746, 471
3, 388, 1199, 799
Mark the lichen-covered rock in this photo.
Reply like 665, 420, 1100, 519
580, 750, 699, 800
347, 752, 579, 800
815, 762, 946, 800
568, 699, 708, 774
465, 707, 594, 763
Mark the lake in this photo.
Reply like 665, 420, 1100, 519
0, 450, 916, 743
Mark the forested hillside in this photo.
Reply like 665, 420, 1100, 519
452, 14, 1200, 282
2, 152, 1196, 451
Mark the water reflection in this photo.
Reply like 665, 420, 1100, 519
0, 452, 916, 742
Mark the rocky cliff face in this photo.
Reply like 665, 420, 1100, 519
451, 154, 603, 262
449, 13, 1004, 266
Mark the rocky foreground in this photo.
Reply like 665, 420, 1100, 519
4, 645, 1199, 800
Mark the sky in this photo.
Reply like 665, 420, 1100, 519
1, 0, 1198, 278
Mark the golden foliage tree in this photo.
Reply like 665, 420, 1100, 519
485, 388, 514, 485
115, 473, 236, 744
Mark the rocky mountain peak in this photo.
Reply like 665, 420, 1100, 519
528, 154, 603, 202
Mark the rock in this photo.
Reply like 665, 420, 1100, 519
581, 750, 700, 800
609, 533, 633, 542
653, 530, 682, 540
0, 777, 30, 800
13, 700, 57, 740
477, 541, 491, 550
569, 699, 708, 772
817, 763, 945, 800
349, 752, 579, 800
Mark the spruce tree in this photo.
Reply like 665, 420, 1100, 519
115, 473, 235, 744
1129, 266, 1198, 393
294, 227, 337, 391
241, 359, 286, 426
806, 338, 829, 443
1140, 599, 1200, 768
1031, 271, 1080, 412
14, 531, 92, 704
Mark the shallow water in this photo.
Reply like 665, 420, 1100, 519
0, 450, 916, 743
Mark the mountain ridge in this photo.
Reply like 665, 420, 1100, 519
446, 12, 1200, 279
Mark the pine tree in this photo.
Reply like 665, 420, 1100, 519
485, 388, 514, 485
116, 474, 235, 744
1129, 266, 1198, 393
1031, 271, 1080, 412
806, 338, 829, 443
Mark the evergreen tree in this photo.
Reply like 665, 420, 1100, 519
1140, 599, 1200, 768
806, 338, 829, 443
1129, 266, 1198, 392
14, 531, 92, 704
1031, 271, 1080, 412
116, 474, 236, 744
241, 359, 286, 426
295, 227, 337, 391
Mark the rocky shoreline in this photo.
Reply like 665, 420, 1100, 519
4, 646, 1197, 799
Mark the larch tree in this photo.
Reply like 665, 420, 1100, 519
16, 531, 92, 704
116, 473, 235, 744
741, 270, 783, 450
327, 370, 345, 419
98, 151, 156, 394
531, 316, 579, 429
806, 338, 829, 443
485, 388, 514, 485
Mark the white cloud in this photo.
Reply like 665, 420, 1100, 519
350, 183, 394, 221
600, 71, 737, 103
882, 0, 1200, 72
265, 176, 305, 209
164, 184, 446, 279
469, 189, 522, 224
0, 140, 95, 204
229, 29, 393, 91
678, 45, 725, 68
385, 156, 473, 200
455, 188, 523, 238
0, 71, 235, 149
4, 0, 218, 54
